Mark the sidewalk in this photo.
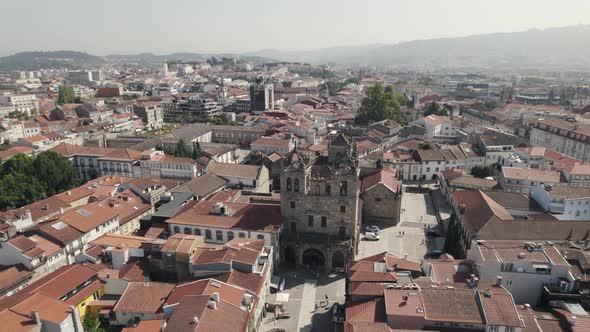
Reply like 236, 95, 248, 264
430, 188, 451, 223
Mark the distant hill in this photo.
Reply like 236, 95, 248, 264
0, 51, 105, 70
248, 25, 590, 70
105, 52, 275, 65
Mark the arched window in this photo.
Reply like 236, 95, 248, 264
316, 184, 321, 195
340, 181, 348, 196
216, 230, 223, 241
194, 228, 201, 236
205, 230, 212, 240
294, 178, 299, 192
227, 231, 234, 241
286, 178, 292, 191
257, 234, 265, 240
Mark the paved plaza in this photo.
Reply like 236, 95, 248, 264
261, 270, 346, 332
356, 189, 443, 261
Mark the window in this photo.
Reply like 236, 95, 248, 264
339, 226, 346, 237
239, 232, 246, 238
227, 231, 234, 241
173, 226, 180, 234
290, 201, 296, 209
257, 234, 264, 240
340, 181, 348, 196
205, 230, 212, 240
184, 227, 191, 234
321, 216, 327, 227
194, 228, 201, 236
340, 206, 346, 213
294, 178, 299, 192
290, 222, 297, 232
576, 210, 581, 217
326, 185, 331, 195
287, 178, 292, 191
216, 230, 223, 241
308, 215, 314, 227
375, 197, 382, 202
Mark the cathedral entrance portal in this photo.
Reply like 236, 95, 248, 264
302, 249, 325, 268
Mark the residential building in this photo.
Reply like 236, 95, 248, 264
164, 195, 282, 256
207, 161, 270, 192
0, 94, 38, 115
412, 114, 459, 138
531, 185, 590, 220
250, 136, 294, 155
468, 240, 573, 305
112, 282, 174, 326
133, 102, 164, 129
529, 118, 590, 163
499, 167, 562, 194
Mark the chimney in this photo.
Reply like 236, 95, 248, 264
191, 316, 199, 325
404, 253, 408, 260
31, 310, 41, 325
495, 275, 503, 287
524, 304, 531, 311
207, 300, 217, 310
473, 277, 479, 287
161, 320, 167, 332
211, 292, 220, 303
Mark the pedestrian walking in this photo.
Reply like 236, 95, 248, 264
325, 294, 329, 306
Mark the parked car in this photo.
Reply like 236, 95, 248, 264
365, 232, 380, 241
332, 303, 345, 323
365, 225, 380, 234
428, 249, 442, 258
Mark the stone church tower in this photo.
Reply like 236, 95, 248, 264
280, 134, 361, 272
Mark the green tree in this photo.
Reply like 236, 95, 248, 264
192, 142, 201, 159
444, 211, 466, 259
82, 314, 105, 332
33, 151, 80, 196
0, 173, 46, 211
355, 83, 405, 125
57, 85, 76, 105
0, 152, 80, 211
470, 165, 493, 178
175, 139, 189, 158
0, 153, 35, 177
423, 101, 449, 116
418, 143, 432, 150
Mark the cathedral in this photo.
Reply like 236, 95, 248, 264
280, 134, 361, 272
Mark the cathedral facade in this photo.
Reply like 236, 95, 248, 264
280, 134, 361, 272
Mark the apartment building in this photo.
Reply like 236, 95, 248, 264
133, 102, 164, 129
0, 94, 39, 115
529, 118, 590, 163
499, 167, 562, 194
531, 185, 590, 220
468, 240, 573, 305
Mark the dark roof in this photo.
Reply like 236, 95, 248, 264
173, 173, 228, 197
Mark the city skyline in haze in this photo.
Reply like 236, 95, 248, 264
2, 0, 590, 56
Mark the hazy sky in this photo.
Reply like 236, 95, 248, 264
1, 0, 589, 56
